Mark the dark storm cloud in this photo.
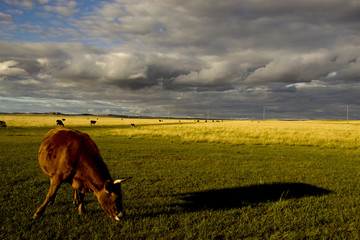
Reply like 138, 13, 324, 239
0, 0, 360, 118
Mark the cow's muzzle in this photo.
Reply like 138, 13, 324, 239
114, 212, 124, 221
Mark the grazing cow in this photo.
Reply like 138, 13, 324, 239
131, 123, 135, 128
33, 128, 131, 220
0, 120, 6, 127
56, 120, 64, 126
90, 120, 96, 126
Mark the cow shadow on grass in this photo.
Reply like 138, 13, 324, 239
175, 182, 331, 212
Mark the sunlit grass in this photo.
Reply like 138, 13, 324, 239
109, 120, 360, 149
1, 114, 359, 149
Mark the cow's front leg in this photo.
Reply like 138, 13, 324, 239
73, 190, 79, 205
78, 192, 86, 214
33, 176, 61, 219
72, 179, 83, 206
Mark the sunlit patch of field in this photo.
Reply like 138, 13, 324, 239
109, 120, 360, 149
1, 114, 359, 149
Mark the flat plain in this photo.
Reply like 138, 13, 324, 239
1, 114, 360, 239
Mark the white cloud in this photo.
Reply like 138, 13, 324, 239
36, 58, 49, 66
38, 0, 49, 4
6, 9, 23, 15
17, 79, 41, 85
244, 49, 352, 84
0, 60, 28, 76
101, 52, 148, 81
43, 0, 78, 16
5, 0, 34, 9
0, 12, 13, 21
174, 60, 239, 87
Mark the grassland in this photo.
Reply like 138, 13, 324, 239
1, 114, 360, 239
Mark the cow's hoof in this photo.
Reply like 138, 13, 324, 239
33, 210, 44, 219
78, 207, 86, 215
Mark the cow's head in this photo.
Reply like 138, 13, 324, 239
97, 178, 131, 220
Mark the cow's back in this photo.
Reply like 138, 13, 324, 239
38, 127, 101, 179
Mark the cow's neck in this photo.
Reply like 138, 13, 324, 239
81, 159, 112, 193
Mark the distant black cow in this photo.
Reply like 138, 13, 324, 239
90, 120, 96, 126
56, 120, 64, 126
131, 123, 135, 128
0, 120, 7, 127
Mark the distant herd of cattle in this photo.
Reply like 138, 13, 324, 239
55, 119, 221, 127
56, 119, 135, 127
0, 119, 222, 128
0, 120, 6, 127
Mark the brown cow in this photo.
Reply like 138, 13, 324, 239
33, 127, 130, 220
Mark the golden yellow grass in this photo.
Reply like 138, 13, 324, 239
113, 120, 360, 149
1, 114, 359, 149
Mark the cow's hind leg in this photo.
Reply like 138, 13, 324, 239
33, 177, 62, 219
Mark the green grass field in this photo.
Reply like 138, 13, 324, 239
1, 115, 360, 239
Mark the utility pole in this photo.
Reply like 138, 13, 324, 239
263, 107, 266, 121
347, 105, 349, 123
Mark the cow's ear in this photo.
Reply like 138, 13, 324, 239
114, 177, 132, 184
104, 180, 113, 193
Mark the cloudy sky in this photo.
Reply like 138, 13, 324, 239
1, 0, 359, 119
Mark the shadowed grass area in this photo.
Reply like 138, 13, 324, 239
177, 183, 332, 211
